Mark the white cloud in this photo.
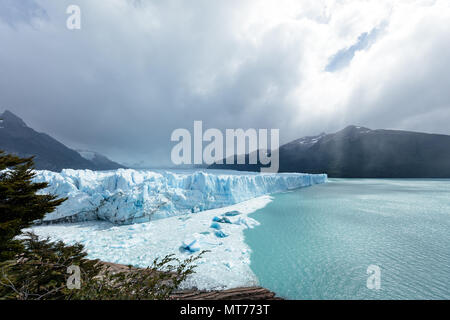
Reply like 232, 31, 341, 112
0, 0, 449, 165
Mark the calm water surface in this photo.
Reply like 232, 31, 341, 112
245, 179, 450, 299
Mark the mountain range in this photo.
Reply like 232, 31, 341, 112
2, 109, 450, 177
0, 110, 124, 172
210, 125, 450, 178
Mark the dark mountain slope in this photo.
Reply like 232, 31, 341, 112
77, 149, 125, 171
210, 126, 450, 178
0, 110, 124, 172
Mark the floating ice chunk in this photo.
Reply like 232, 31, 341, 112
212, 216, 232, 224
231, 216, 259, 229
210, 222, 221, 230
181, 235, 201, 253
214, 230, 229, 238
224, 211, 241, 217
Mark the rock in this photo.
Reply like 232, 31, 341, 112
96, 260, 282, 300
170, 287, 282, 300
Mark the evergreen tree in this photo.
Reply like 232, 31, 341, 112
0, 150, 203, 300
0, 150, 66, 262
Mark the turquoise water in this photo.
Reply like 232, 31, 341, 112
245, 179, 450, 300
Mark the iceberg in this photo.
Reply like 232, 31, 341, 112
224, 211, 240, 217
210, 222, 222, 230
34, 169, 327, 224
215, 230, 229, 238
181, 235, 202, 253
212, 216, 232, 224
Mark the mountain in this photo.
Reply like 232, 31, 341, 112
0, 110, 125, 172
210, 125, 450, 178
76, 150, 125, 171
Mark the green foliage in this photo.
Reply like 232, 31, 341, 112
0, 232, 101, 300
0, 150, 67, 262
71, 251, 205, 300
0, 150, 204, 300
0, 233, 205, 300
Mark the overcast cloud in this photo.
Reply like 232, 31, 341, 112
1, 0, 449, 166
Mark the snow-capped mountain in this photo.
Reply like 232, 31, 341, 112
77, 149, 124, 171
0, 110, 124, 171
288, 132, 327, 148
210, 125, 450, 178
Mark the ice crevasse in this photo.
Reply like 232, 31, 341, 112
34, 169, 327, 224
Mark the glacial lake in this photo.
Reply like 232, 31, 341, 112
245, 179, 450, 300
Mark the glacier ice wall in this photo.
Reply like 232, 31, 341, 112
34, 169, 327, 224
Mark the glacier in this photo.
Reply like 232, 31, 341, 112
34, 169, 327, 224
28, 196, 274, 290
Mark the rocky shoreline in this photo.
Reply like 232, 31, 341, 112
170, 287, 281, 300
100, 261, 281, 300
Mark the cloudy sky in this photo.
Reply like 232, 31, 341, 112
1, 0, 449, 166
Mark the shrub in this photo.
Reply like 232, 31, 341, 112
1, 232, 204, 300
0, 150, 204, 300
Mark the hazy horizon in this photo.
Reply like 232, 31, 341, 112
1, 0, 450, 166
